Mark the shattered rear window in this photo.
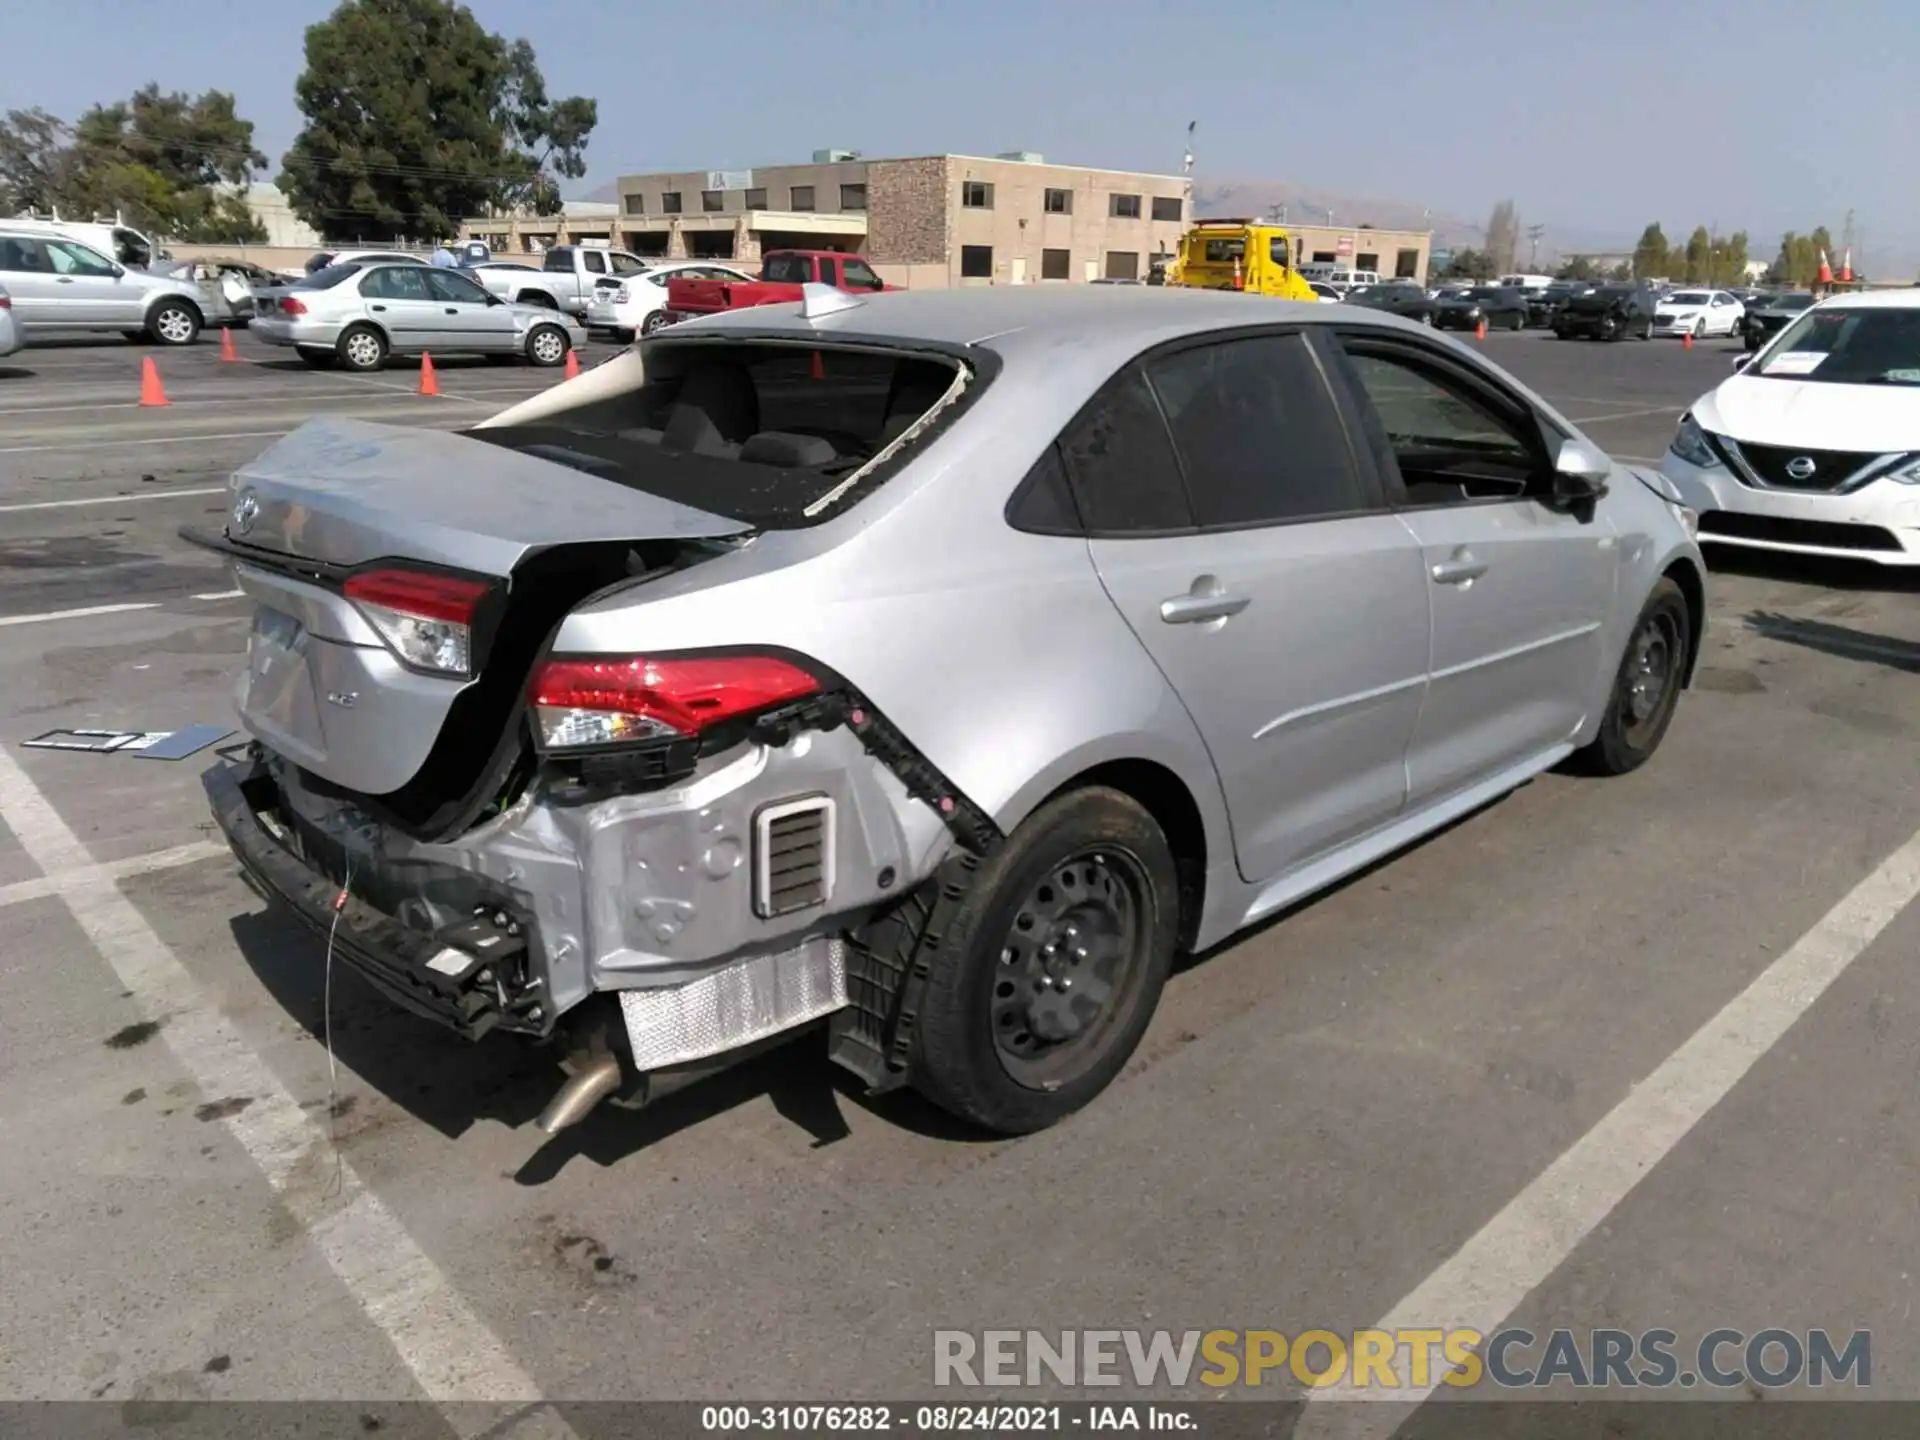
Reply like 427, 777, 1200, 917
465, 341, 973, 529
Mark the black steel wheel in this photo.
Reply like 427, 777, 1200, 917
1576, 578, 1692, 775
911, 786, 1177, 1134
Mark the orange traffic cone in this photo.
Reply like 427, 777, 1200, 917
139, 356, 169, 407
1816, 249, 1833, 286
810, 350, 825, 380
563, 347, 580, 379
219, 327, 239, 362
1475, 318, 1487, 341
418, 352, 439, 396
1840, 248, 1854, 283
1682, 330, 1694, 350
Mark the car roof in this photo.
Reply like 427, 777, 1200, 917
1810, 288, 1920, 311
673, 285, 1434, 366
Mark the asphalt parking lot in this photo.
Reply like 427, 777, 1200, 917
0, 323, 1916, 1432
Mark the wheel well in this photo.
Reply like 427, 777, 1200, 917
1664, 557, 1706, 685
518, 289, 557, 308
1047, 759, 1208, 951
149, 294, 202, 323
338, 319, 388, 346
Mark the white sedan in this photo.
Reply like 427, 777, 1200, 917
1659, 289, 1920, 565
1653, 288, 1745, 339
586, 261, 756, 340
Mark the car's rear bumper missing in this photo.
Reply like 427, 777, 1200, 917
204, 754, 542, 1039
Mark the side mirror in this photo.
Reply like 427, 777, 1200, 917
109, 264, 125, 279
1549, 438, 1611, 509
1731, 354, 1752, 372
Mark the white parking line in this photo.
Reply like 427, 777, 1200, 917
0, 417, 478, 455
193, 588, 245, 601
0, 601, 158, 626
1569, 404, 1686, 424
1294, 822, 1920, 1435
0, 486, 227, 513
0, 747, 562, 1429
0, 839, 230, 908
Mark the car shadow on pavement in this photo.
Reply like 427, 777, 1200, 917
1706, 547, 1920, 594
1743, 611, 1920, 674
227, 904, 992, 1181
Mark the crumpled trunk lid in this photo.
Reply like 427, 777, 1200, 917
223, 415, 750, 832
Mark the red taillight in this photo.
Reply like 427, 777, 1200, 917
528, 654, 820, 749
345, 569, 486, 623
0, 295, 11, 310
280, 296, 307, 316
343, 568, 489, 676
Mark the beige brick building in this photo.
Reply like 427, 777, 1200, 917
460, 152, 1192, 288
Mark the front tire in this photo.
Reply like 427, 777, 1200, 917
336, 324, 388, 372
148, 301, 200, 347
911, 787, 1178, 1135
526, 323, 570, 367
1576, 579, 1692, 776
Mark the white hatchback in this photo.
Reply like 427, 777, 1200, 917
1660, 289, 1920, 565
586, 260, 756, 340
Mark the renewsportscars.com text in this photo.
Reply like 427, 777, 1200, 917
933, 1328, 1871, 1391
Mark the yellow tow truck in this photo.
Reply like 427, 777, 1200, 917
1165, 219, 1319, 302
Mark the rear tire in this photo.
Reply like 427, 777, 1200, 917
1575, 578, 1691, 776
526, 323, 570, 367
911, 787, 1178, 1135
640, 309, 671, 337
336, 324, 387, 372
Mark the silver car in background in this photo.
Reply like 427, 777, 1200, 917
0, 282, 22, 358
194, 287, 1704, 1140
0, 228, 211, 345
250, 260, 584, 371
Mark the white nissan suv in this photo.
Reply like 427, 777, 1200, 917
1660, 289, 1920, 565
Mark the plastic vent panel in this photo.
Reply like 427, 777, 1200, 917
754, 796, 834, 918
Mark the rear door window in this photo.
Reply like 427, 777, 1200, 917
1144, 334, 1367, 527
1057, 364, 1194, 533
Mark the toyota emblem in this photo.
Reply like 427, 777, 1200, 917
231, 487, 260, 535
1784, 456, 1818, 481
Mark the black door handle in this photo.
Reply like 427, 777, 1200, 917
370, 304, 386, 311
444, 307, 458, 314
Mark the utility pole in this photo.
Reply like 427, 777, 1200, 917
1526, 223, 1545, 269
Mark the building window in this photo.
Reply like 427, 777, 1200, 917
661, 191, 682, 214
1110, 193, 1142, 219
840, 183, 867, 211
1043, 188, 1071, 215
1357, 251, 1379, 273
1311, 250, 1336, 264
622, 193, 645, 215
1395, 248, 1421, 278
1040, 248, 1071, 281
702, 190, 724, 212
960, 245, 993, 279
961, 180, 993, 209
789, 184, 815, 210
1150, 196, 1182, 222
1105, 250, 1139, 280
744, 187, 767, 210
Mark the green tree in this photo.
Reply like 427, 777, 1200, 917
1707, 230, 1748, 287
1608, 261, 1633, 282
279, 0, 597, 239
1443, 246, 1493, 280
1554, 255, 1597, 281
1681, 226, 1711, 283
1632, 222, 1670, 279
0, 90, 266, 243
70, 85, 266, 241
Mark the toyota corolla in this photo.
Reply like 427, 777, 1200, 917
189, 286, 1705, 1139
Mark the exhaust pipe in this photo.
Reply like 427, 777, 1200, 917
534, 1052, 623, 1135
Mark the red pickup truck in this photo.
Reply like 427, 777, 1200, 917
662, 250, 896, 324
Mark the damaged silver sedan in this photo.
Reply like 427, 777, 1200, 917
191, 284, 1705, 1137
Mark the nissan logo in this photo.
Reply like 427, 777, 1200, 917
231, 487, 260, 535
1785, 456, 1818, 481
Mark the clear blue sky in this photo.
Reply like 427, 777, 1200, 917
13, 0, 1920, 269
